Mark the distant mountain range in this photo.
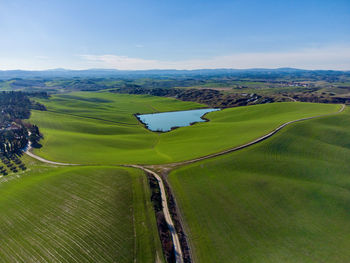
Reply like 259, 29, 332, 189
0, 68, 349, 79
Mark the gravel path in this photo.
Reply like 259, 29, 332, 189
24, 104, 346, 263
130, 165, 184, 263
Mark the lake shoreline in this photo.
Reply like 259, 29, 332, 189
135, 108, 220, 133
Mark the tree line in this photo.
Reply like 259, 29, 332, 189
0, 91, 46, 156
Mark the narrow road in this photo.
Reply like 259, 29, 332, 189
25, 145, 184, 262
24, 104, 346, 263
161, 104, 346, 168
129, 165, 184, 263
25, 140, 78, 166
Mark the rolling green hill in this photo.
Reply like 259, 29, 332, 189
3, 90, 346, 262
168, 107, 350, 262
0, 157, 164, 263
30, 92, 340, 164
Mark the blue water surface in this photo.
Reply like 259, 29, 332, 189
137, 108, 220, 132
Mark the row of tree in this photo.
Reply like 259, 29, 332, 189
0, 91, 44, 156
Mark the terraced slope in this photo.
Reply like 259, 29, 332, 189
169, 107, 350, 263
30, 92, 340, 164
0, 157, 164, 263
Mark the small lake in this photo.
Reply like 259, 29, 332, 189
137, 108, 220, 132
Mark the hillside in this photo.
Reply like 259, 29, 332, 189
29, 92, 340, 164
0, 157, 164, 262
169, 107, 350, 262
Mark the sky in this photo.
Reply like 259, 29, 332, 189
0, 0, 350, 70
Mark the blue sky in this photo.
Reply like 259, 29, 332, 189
1, 0, 350, 70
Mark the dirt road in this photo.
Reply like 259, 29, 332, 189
24, 104, 346, 263
130, 165, 184, 263
157, 104, 346, 169
25, 140, 78, 166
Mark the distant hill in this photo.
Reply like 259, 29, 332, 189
0, 68, 349, 79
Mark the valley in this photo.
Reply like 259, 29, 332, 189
0, 88, 348, 263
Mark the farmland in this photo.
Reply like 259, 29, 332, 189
29, 92, 340, 164
2, 0, 350, 261
0, 156, 164, 263
168, 107, 350, 262
0, 90, 346, 263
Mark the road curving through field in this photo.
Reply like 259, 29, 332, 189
129, 165, 184, 263
24, 103, 346, 263
25, 135, 79, 166
160, 104, 346, 168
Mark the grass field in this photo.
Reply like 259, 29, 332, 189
0, 156, 164, 263
168, 107, 350, 262
30, 92, 341, 164
3, 90, 347, 262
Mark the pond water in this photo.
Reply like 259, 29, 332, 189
136, 108, 220, 132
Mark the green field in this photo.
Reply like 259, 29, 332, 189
169, 107, 350, 262
30, 92, 340, 164
0, 157, 164, 263
8, 91, 346, 262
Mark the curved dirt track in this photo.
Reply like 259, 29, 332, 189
129, 165, 184, 263
26, 149, 79, 166
158, 103, 346, 169
24, 103, 346, 263
25, 142, 78, 166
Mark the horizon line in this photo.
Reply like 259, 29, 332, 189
1, 67, 350, 72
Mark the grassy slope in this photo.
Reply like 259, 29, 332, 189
30, 92, 340, 164
0, 157, 164, 263
39, 92, 204, 124
30, 92, 205, 164
169, 107, 350, 263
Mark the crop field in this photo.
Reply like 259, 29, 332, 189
2, 90, 346, 263
169, 107, 350, 262
30, 92, 340, 164
0, 156, 164, 263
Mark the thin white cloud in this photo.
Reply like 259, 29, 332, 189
1, 45, 349, 71
80, 45, 350, 70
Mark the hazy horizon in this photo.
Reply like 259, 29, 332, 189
1, 67, 349, 72
1, 0, 350, 70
